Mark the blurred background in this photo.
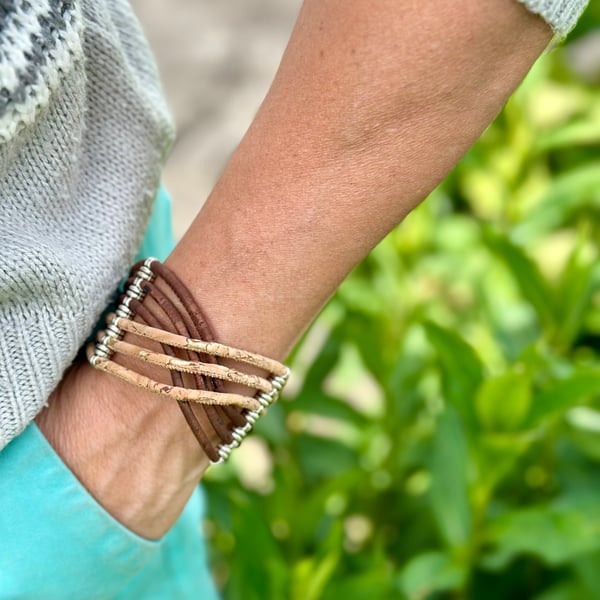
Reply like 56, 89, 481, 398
132, 0, 302, 240
133, 2, 600, 598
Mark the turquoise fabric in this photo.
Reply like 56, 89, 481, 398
0, 189, 219, 599
135, 186, 176, 263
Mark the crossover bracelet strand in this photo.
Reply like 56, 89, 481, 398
87, 257, 290, 464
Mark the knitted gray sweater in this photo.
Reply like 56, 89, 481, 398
0, 0, 590, 450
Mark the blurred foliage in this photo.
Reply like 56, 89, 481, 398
204, 6, 600, 599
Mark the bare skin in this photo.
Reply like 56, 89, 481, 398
36, 0, 552, 539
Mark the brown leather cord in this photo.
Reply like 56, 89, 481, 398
146, 262, 248, 429
144, 274, 248, 429
126, 297, 221, 462
125, 271, 248, 431
138, 281, 235, 445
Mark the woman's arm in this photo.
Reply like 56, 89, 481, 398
37, 0, 552, 539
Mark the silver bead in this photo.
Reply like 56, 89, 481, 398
259, 393, 272, 408
116, 305, 132, 319
218, 446, 231, 461
232, 425, 250, 438
143, 257, 158, 271
245, 410, 261, 425
240, 422, 254, 434
275, 372, 290, 386
133, 276, 148, 296
232, 430, 245, 443
138, 265, 153, 280
106, 322, 121, 338
92, 346, 106, 359
121, 295, 134, 309
95, 341, 110, 357
126, 285, 143, 300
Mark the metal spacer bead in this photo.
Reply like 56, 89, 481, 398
126, 276, 148, 299
137, 265, 154, 281
116, 296, 134, 318
258, 395, 271, 408
245, 411, 259, 425
121, 295, 134, 309
92, 345, 108, 359
143, 257, 158, 272
105, 322, 122, 338
232, 430, 245, 443
95, 340, 110, 356
126, 284, 144, 300
132, 276, 149, 296
133, 275, 147, 287
239, 422, 254, 435
276, 372, 290, 385
115, 305, 133, 319
218, 446, 232, 461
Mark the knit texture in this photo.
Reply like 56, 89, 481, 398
0, 0, 174, 450
0, 0, 590, 450
518, 0, 589, 36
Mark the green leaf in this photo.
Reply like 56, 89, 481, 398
483, 228, 555, 330
292, 521, 343, 600
429, 408, 472, 548
571, 550, 600, 599
528, 370, 600, 425
292, 391, 369, 427
475, 370, 532, 431
512, 163, 600, 241
298, 435, 357, 480
292, 553, 339, 600
483, 507, 600, 569
566, 406, 600, 462
534, 581, 594, 600
397, 551, 467, 599
300, 329, 343, 392
553, 232, 598, 349
424, 321, 483, 427
535, 119, 600, 152
475, 432, 534, 500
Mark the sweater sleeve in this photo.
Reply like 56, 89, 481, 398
517, 0, 590, 37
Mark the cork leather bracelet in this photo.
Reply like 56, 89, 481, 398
88, 258, 290, 464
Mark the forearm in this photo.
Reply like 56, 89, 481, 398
168, 0, 551, 360
38, 0, 552, 539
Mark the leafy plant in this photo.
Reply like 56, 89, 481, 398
204, 7, 600, 599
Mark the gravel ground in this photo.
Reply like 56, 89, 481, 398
131, 0, 302, 240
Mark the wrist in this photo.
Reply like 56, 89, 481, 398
37, 359, 209, 539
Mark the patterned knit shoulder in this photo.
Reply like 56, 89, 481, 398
0, 0, 83, 142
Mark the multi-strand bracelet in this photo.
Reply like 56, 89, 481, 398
87, 258, 290, 464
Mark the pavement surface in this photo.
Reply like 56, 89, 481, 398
131, 0, 302, 240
